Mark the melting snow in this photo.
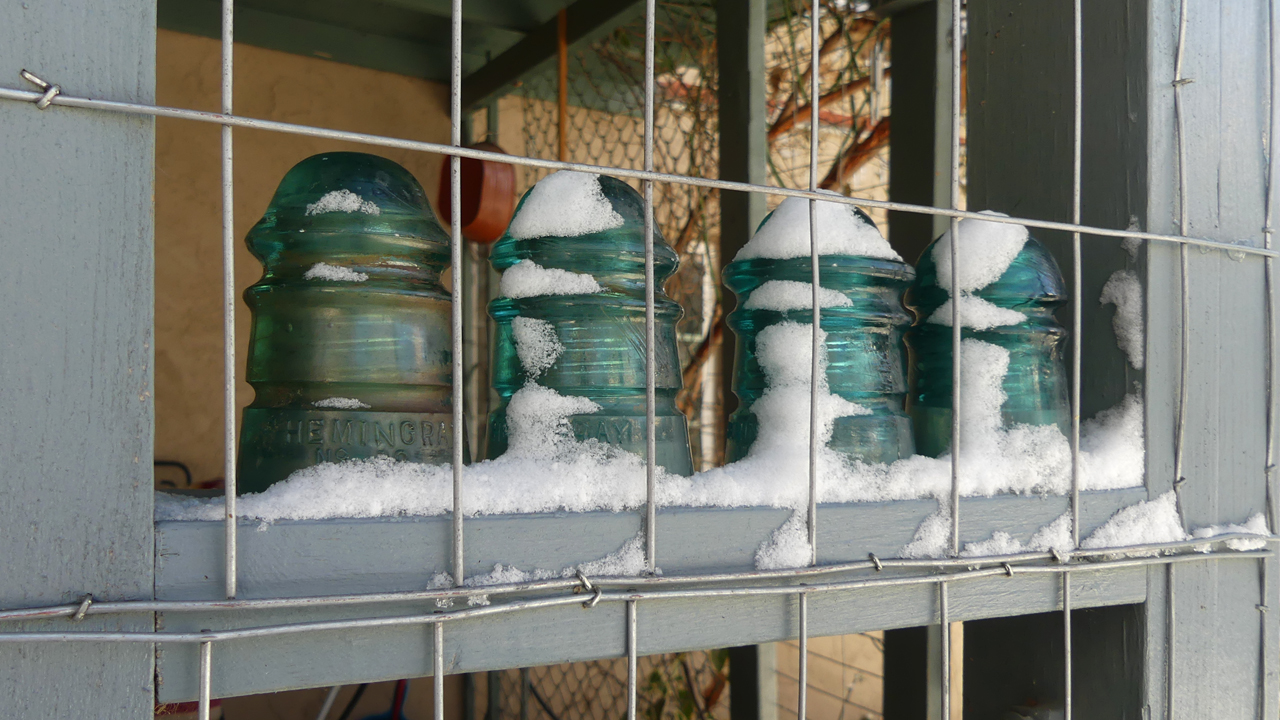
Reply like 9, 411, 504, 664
1082, 492, 1187, 555
312, 397, 370, 410
1100, 269, 1144, 370
506, 171, 624, 240
500, 259, 604, 299
932, 211, 1028, 293
511, 317, 563, 378
733, 195, 901, 262
1191, 513, 1270, 551
926, 295, 1026, 330
742, 280, 853, 312
305, 189, 380, 216
755, 512, 812, 570
304, 263, 369, 282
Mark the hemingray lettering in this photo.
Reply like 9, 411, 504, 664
282, 417, 452, 448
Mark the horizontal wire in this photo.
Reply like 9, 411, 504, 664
1, 533, 1272, 623
0, 547, 1269, 644
0, 85, 1274, 259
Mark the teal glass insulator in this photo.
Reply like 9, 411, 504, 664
485, 173, 693, 475
903, 223, 1069, 457
724, 208, 916, 464
236, 152, 460, 494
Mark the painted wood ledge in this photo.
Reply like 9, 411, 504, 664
155, 490, 1147, 700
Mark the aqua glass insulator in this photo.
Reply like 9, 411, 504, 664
903, 231, 1069, 457
485, 174, 693, 475
724, 216, 916, 465
236, 152, 459, 494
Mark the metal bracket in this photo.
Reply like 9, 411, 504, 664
72, 594, 93, 621
19, 70, 60, 109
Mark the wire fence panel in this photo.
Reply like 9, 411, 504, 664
0, 0, 1278, 716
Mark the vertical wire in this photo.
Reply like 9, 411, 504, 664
1262, 4, 1279, 718
643, 0, 658, 574
315, 685, 342, 720
939, 582, 951, 720
947, 0, 963, 558
1266, 0, 1279, 544
626, 600, 638, 720
1166, 563, 1176, 720
797, 592, 809, 720
450, 0, 465, 587
1171, 0, 1191, 526
1063, 573, 1073, 720
806, 0, 822, 566
1069, 0, 1084, 550
198, 640, 213, 720
435, 623, 446, 720
1066, 4, 1082, 719
220, 0, 237, 601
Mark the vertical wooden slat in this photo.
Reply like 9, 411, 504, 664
0, 0, 156, 715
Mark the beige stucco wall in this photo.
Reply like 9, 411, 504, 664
155, 29, 464, 486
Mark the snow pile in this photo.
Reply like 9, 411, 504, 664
1078, 395, 1145, 489
306, 189, 380, 216
157, 337, 1145, 527
1081, 492, 1187, 554
506, 172, 624, 240
855, 340, 1143, 499
743, 280, 853, 312
304, 263, 369, 282
313, 397, 370, 410
158, 269, 1148, 542
431, 532, 650, 606
927, 295, 1026, 330
1100, 269, 1144, 369
900, 509, 952, 558
933, 212, 1029, 293
733, 195, 901, 262
929, 212, 1028, 330
1191, 513, 1270, 551
500, 259, 604, 299
907, 510, 1073, 559
511, 317, 563, 378
662, 322, 869, 518
959, 513, 1073, 558
577, 533, 649, 577
755, 512, 813, 570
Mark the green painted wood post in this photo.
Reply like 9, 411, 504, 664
0, 0, 156, 717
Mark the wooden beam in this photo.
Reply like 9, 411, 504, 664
460, 0, 644, 110
0, 0, 156, 714
154, 490, 1146, 701
716, 0, 768, 443
158, 0, 523, 82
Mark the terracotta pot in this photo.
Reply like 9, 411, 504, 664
437, 141, 516, 244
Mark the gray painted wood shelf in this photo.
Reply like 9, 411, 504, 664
155, 489, 1147, 701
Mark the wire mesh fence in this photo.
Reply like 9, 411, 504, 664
1, 0, 1278, 717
